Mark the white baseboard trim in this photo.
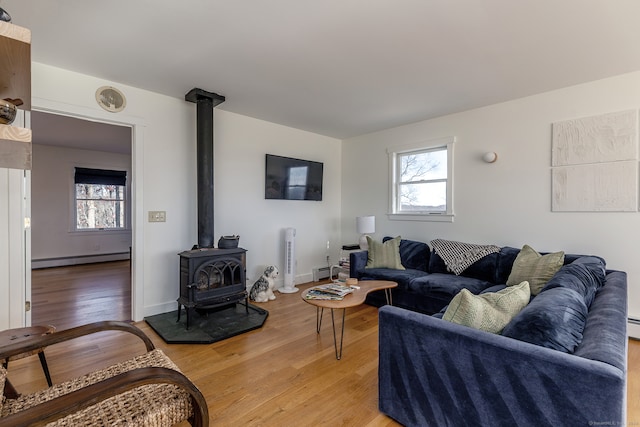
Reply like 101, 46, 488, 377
143, 301, 179, 319
272, 273, 314, 290
146, 273, 315, 321
32, 252, 130, 269
249, 274, 312, 291
298, 273, 313, 284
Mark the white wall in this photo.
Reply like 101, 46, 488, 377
32, 61, 637, 328
31, 63, 341, 319
0, 168, 29, 329
31, 144, 132, 265
342, 71, 640, 324
214, 110, 342, 284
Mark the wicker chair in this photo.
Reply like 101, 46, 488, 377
0, 321, 208, 426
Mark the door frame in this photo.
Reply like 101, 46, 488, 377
31, 97, 146, 322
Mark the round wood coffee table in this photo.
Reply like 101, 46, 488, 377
301, 280, 397, 360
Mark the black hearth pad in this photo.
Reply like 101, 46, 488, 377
144, 303, 268, 344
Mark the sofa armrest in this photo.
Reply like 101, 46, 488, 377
350, 251, 368, 279
378, 305, 625, 427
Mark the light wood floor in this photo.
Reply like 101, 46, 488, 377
4, 262, 638, 425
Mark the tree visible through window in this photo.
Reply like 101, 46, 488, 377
398, 147, 447, 212
74, 167, 127, 230
388, 137, 454, 219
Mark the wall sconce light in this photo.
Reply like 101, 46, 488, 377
356, 215, 375, 250
483, 152, 498, 163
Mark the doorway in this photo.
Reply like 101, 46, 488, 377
29, 110, 134, 329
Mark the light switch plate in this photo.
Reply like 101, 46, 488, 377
148, 211, 166, 222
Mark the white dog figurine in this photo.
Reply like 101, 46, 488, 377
249, 265, 279, 302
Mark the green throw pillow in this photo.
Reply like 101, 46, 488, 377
365, 236, 405, 270
443, 281, 531, 334
506, 245, 565, 295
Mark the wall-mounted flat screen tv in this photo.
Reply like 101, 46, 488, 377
265, 154, 323, 201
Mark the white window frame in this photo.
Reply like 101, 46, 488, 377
72, 167, 129, 232
387, 136, 455, 222
74, 183, 127, 231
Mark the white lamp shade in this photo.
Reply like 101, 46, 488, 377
356, 215, 375, 234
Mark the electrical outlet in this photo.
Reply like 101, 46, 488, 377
148, 211, 166, 222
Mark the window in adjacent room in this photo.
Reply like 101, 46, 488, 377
74, 167, 127, 230
388, 137, 454, 222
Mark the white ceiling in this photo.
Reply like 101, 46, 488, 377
4, 0, 640, 139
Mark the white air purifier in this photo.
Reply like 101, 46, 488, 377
279, 227, 299, 293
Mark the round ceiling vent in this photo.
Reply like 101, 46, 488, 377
95, 86, 126, 113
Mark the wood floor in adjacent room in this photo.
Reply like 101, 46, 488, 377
31, 260, 132, 330
5, 262, 638, 425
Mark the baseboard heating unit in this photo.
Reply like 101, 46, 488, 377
32, 252, 130, 269
312, 266, 330, 282
629, 317, 640, 340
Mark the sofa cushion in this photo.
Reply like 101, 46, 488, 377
506, 245, 564, 295
573, 270, 627, 371
442, 281, 530, 334
502, 286, 588, 353
540, 256, 606, 308
360, 268, 427, 290
408, 273, 493, 299
430, 250, 500, 283
495, 246, 521, 284
366, 236, 405, 270
383, 236, 430, 271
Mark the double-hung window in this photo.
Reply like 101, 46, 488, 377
74, 167, 127, 230
388, 137, 454, 222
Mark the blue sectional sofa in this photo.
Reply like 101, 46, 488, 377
350, 237, 628, 426
351, 237, 605, 314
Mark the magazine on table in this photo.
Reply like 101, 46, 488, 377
304, 283, 355, 300
304, 289, 345, 300
315, 283, 354, 296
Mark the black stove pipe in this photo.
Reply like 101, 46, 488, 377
185, 88, 225, 249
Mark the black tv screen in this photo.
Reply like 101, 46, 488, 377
265, 154, 323, 201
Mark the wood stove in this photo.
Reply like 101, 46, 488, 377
177, 88, 250, 329
177, 247, 248, 329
